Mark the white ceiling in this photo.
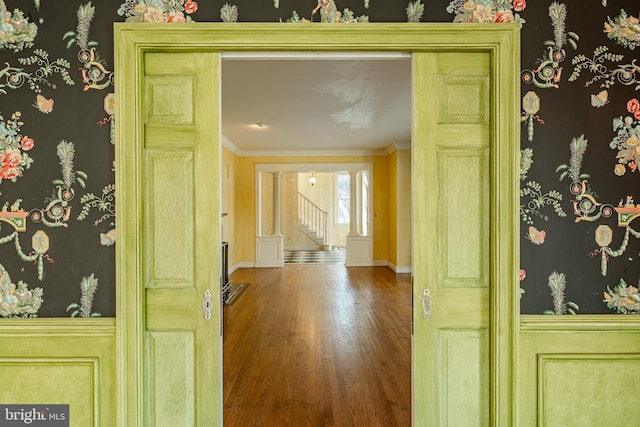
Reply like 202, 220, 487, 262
221, 53, 412, 156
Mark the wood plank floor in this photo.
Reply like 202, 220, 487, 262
223, 264, 412, 427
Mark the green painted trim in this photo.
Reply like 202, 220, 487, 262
115, 23, 521, 427
0, 318, 116, 335
520, 314, 640, 332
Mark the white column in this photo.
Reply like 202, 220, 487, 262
348, 171, 358, 236
272, 172, 282, 236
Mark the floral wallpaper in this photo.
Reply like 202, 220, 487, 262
0, 0, 638, 317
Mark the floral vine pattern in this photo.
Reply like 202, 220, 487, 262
446, 0, 526, 23
77, 183, 115, 246
521, 2, 577, 89
569, 46, 640, 94
0, 49, 74, 95
520, 180, 566, 225
611, 98, 640, 177
0, 262, 43, 318
604, 9, 640, 51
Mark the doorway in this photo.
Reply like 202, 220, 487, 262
114, 24, 519, 426
220, 54, 408, 425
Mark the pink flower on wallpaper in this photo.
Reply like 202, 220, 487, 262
1, 149, 23, 180
519, 269, 526, 281
184, 1, 198, 14
512, 0, 526, 12
20, 136, 34, 151
495, 10, 515, 23
628, 98, 640, 120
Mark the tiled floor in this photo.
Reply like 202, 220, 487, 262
283, 248, 345, 264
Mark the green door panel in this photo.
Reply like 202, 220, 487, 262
413, 51, 491, 427
117, 51, 221, 426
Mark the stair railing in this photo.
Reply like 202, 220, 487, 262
298, 193, 332, 247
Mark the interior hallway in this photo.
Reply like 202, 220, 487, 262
223, 264, 411, 426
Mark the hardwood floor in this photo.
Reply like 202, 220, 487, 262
223, 264, 412, 427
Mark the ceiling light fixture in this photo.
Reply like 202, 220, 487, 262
309, 172, 316, 186
255, 122, 265, 128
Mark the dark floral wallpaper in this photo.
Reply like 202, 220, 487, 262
0, 0, 638, 317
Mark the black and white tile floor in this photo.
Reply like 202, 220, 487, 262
283, 248, 345, 264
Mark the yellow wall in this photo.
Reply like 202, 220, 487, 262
387, 149, 412, 271
396, 149, 412, 269
224, 153, 394, 266
221, 146, 237, 267
388, 151, 398, 267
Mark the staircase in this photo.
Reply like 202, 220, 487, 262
298, 192, 332, 250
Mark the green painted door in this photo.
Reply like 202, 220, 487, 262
116, 24, 519, 427
119, 51, 221, 426
413, 52, 492, 426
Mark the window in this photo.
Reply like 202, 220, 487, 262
336, 173, 350, 225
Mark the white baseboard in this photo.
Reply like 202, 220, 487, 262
378, 260, 413, 274
229, 262, 254, 274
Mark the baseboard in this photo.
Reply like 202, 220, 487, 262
379, 260, 412, 274
229, 262, 254, 274
254, 261, 284, 268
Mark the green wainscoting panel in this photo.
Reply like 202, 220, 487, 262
539, 355, 640, 426
519, 316, 640, 427
0, 319, 116, 426
1, 360, 96, 424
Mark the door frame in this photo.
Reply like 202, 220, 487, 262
114, 23, 520, 425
